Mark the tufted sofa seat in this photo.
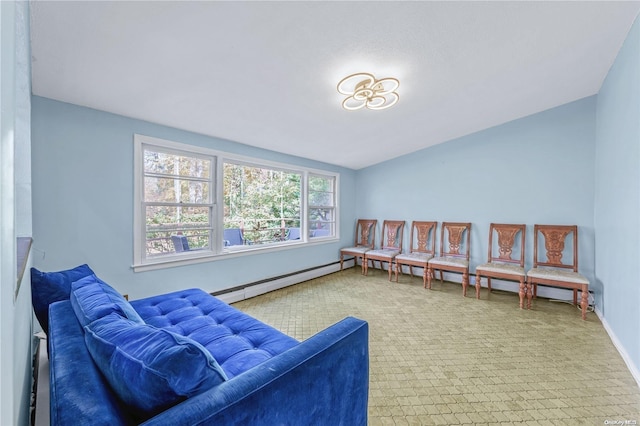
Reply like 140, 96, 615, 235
45, 273, 369, 426
130, 289, 299, 379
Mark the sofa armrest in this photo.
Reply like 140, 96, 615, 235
142, 316, 369, 426
48, 301, 135, 426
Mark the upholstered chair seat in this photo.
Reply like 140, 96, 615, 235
395, 252, 433, 263
475, 262, 525, 276
341, 246, 372, 255
366, 248, 400, 260
429, 256, 469, 269
526, 267, 588, 284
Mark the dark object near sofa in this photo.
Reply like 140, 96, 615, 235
45, 271, 369, 425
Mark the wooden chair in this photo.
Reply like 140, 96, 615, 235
394, 221, 437, 287
475, 223, 526, 307
364, 220, 405, 281
526, 224, 589, 320
340, 219, 377, 274
427, 222, 471, 294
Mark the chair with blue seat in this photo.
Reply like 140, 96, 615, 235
287, 227, 301, 240
223, 228, 246, 246
171, 235, 190, 252
311, 229, 330, 238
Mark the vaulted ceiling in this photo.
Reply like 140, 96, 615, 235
30, 1, 640, 169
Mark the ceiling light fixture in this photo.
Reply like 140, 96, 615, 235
337, 73, 399, 111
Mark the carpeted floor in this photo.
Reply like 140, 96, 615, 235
233, 267, 640, 425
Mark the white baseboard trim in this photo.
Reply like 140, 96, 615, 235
595, 307, 640, 389
216, 260, 355, 304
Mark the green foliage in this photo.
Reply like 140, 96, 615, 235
224, 163, 301, 244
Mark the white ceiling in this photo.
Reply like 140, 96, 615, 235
30, 1, 640, 170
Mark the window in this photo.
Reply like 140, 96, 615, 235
134, 136, 215, 266
308, 174, 336, 238
134, 134, 339, 271
223, 161, 301, 247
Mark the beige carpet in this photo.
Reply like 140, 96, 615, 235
233, 267, 640, 425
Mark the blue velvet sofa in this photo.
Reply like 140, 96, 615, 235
41, 268, 369, 425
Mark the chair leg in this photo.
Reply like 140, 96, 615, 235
426, 266, 432, 289
439, 270, 444, 284
462, 270, 469, 297
518, 278, 525, 309
580, 284, 588, 320
394, 262, 400, 282
526, 278, 533, 309
363, 257, 368, 275
475, 274, 481, 299
422, 267, 427, 288
360, 256, 366, 275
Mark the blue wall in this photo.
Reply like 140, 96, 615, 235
356, 97, 597, 295
31, 97, 357, 300
1, 1, 33, 425
595, 15, 640, 374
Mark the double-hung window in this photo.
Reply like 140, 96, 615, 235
308, 174, 336, 238
134, 135, 215, 266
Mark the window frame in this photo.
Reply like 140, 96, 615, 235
308, 173, 337, 240
133, 134, 339, 272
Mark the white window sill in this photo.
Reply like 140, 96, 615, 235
132, 237, 338, 273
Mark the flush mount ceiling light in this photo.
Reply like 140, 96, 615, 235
337, 73, 399, 111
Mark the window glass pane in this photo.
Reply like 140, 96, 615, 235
146, 229, 210, 257
144, 150, 210, 178
223, 162, 301, 246
145, 205, 212, 255
309, 174, 335, 237
146, 205, 211, 230
309, 191, 333, 206
144, 177, 210, 203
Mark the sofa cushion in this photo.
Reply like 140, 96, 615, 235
131, 288, 300, 379
31, 264, 95, 334
84, 313, 228, 422
70, 274, 144, 327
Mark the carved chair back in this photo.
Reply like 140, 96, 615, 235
408, 221, 437, 255
379, 220, 405, 251
439, 222, 471, 260
353, 219, 377, 249
533, 224, 578, 272
487, 223, 526, 267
